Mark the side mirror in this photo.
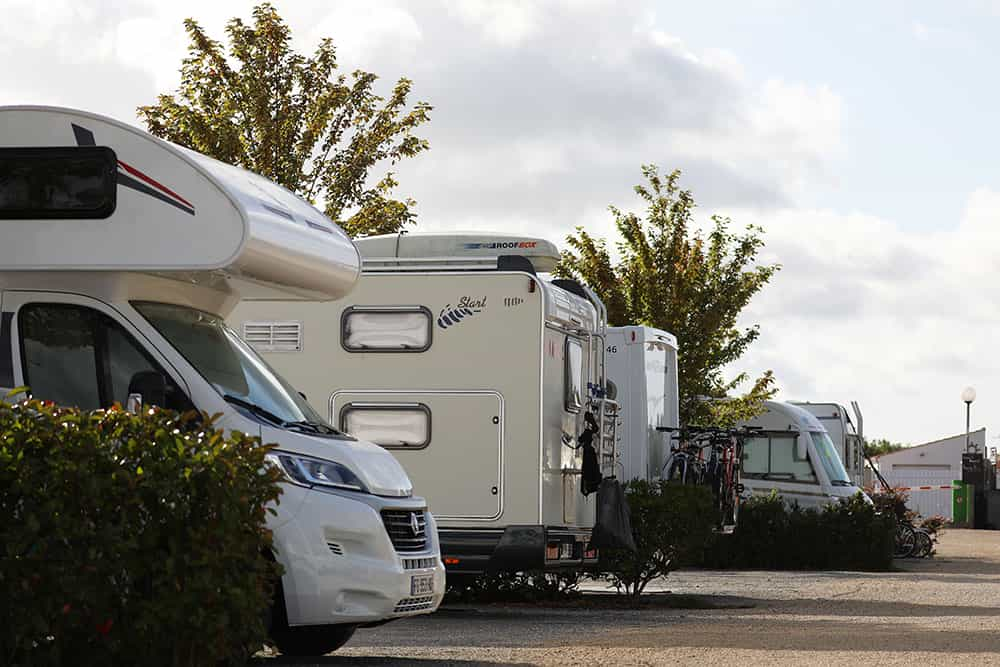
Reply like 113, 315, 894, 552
127, 370, 167, 410
795, 435, 809, 461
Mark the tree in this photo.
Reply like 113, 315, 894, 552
557, 166, 779, 426
865, 438, 906, 458
138, 3, 432, 237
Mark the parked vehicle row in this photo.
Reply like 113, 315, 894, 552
0, 106, 871, 655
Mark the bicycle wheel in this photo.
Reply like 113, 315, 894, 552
913, 529, 933, 558
894, 524, 917, 558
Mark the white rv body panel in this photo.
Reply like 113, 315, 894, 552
232, 233, 615, 574
0, 107, 443, 633
605, 325, 680, 482
790, 401, 866, 487
0, 106, 359, 300
738, 401, 867, 509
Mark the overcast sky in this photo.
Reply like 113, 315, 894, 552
5, 0, 999, 445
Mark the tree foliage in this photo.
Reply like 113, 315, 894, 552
138, 3, 432, 237
558, 165, 780, 425
865, 438, 907, 458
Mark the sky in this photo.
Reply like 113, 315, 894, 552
3, 0, 999, 446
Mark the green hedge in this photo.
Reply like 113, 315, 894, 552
0, 399, 282, 666
599, 480, 715, 597
701, 493, 895, 571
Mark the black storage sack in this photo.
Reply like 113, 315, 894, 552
591, 478, 637, 552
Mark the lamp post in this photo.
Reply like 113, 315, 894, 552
962, 386, 977, 452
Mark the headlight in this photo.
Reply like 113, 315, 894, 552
266, 452, 368, 493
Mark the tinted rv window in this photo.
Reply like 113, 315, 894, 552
340, 403, 431, 449
564, 337, 583, 413
341, 307, 432, 352
0, 147, 117, 219
18, 303, 191, 411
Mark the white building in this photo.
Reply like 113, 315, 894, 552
876, 428, 986, 520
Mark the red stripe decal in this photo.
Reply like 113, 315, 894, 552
117, 159, 194, 210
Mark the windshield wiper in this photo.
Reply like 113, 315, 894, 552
284, 420, 344, 436
223, 395, 286, 427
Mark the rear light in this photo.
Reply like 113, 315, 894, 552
584, 546, 598, 560
444, 557, 460, 566
559, 543, 574, 560
545, 543, 560, 560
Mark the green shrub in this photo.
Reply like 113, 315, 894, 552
703, 492, 894, 571
599, 480, 715, 598
0, 398, 282, 666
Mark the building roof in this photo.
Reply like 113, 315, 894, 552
875, 428, 986, 461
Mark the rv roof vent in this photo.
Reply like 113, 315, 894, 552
242, 321, 303, 352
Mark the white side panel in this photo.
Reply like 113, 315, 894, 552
332, 390, 503, 520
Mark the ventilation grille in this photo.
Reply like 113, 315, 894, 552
242, 321, 303, 352
327, 541, 343, 556
381, 509, 427, 552
394, 596, 435, 613
402, 557, 437, 570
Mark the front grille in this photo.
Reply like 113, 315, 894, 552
381, 509, 427, 552
402, 557, 437, 570
394, 596, 435, 613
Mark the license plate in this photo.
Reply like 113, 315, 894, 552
410, 574, 434, 596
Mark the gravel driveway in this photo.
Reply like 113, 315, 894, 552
258, 528, 1000, 665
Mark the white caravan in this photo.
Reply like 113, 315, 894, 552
0, 107, 444, 656
790, 401, 866, 487
232, 232, 619, 577
604, 325, 680, 482
739, 401, 865, 509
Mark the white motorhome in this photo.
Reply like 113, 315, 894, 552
0, 107, 444, 656
739, 400, 866, 509
790, 401, 866, 487
604, 325, 680, 482
232, 232, 619, 577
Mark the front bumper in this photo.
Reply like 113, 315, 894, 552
269, 483, 446, 627
439, 525, 597, 575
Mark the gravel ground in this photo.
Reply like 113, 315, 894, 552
258, 529, 1000, 665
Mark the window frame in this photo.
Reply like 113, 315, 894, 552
741, 432, 819, 485
338, 401, 432, 450
17, 301, 193, 412
564, 336, 584, 414
340, 305, 433, 353
0, 146, 118, 220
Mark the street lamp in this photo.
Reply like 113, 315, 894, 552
962, 386, 977, 452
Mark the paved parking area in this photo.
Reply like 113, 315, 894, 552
259, 529, 1000, 665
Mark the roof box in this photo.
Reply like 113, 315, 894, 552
0, 106, 360, 300
355, 232, 561, 273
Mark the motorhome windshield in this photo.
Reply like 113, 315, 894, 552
742, 433, 818, 484
811, 431, 852, 486
133, 302, 334, 433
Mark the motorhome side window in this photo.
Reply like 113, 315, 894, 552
564, 338, 583, 413
340, 403, 431, 449
0, 147, 117, 219
341, 306, 432, 352
18, 303, 192, 412
742, 434, 817, 484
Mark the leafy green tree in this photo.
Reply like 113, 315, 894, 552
558, 165, 779, 426
138, 3, 432, 237
865, 438, 906, 458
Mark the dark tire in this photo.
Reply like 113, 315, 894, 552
894, 524, 916, 558
272, 624, 356, 656
913, 529, 933, 558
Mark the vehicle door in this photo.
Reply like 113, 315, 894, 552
0, 291, 192, 412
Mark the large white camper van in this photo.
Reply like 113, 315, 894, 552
604, 325, 680, 482
0, 107, 443, 655
739, 400, 865, 509
232, 232, 620, 577
790, 401, 866, 487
